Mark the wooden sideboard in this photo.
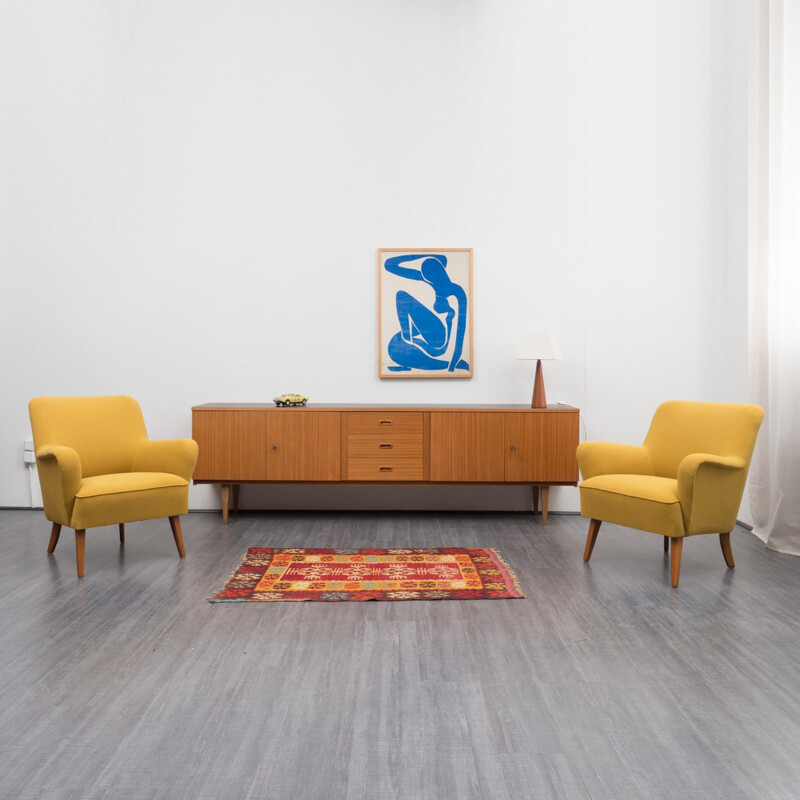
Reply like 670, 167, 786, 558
191, 403, 580, 523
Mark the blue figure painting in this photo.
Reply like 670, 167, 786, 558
381, 251, 471, 376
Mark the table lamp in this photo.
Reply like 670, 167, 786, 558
517, 333, 562, 408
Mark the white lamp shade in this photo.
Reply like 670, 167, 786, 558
516, 332, 561, 361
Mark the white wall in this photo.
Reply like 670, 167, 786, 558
1, 0, 749, 513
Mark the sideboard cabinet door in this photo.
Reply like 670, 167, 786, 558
193, 410, 268, 481
429, 412, 505, 482
504, 411, 579, 483
266, 411, 341, 481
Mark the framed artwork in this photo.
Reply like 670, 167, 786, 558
378, 248, 473, 378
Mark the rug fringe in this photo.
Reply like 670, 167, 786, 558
207, 550, 252, 603
486, 547, 526, 598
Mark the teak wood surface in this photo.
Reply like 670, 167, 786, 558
342, 411, 427, 482
266, 411, 340, 481
192, 409, 268, 482
428, 411, 506, 482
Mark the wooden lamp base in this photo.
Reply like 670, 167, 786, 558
531, 359, 547, 408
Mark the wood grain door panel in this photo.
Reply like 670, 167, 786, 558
429, 412, 505, 482
267, 411, 341, 481
192, 410, 267, 481
504, 412, 579, 482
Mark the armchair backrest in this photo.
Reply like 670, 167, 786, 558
643, 401, 764, 478
29, 395, 149, 478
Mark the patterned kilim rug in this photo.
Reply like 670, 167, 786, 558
208, 547, 525, 602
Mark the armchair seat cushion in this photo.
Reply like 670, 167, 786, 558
580, 474, 685, 538
77, 472, 188, 498
72, 472, 190, 530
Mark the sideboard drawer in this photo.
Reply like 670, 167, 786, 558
344, 411, 424, 436
343, 412, 425, 480
345, 457, 424, 481
346, 434, 423, 459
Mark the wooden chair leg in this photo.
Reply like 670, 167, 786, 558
670, 537, 683, 587
583, 519, 602, 562
719, 532, 735, 569
169, 516, 186, 558
47, 523, 62, 554
663, 536, 670, 553
75, 529, 86, 578
119, 523, 125, 545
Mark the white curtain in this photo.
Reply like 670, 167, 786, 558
748, 0, 800, 555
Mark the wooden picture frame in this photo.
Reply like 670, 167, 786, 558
378, 248, 473, 378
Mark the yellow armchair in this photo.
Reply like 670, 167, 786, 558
577, 401, 763, 587
29, 395, 199, 578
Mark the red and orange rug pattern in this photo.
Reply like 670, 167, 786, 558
208, 547, 525, 602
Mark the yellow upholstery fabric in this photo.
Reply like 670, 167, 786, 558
30, 395, 147, 478
29, 396, 198, 530
577, 401, 764, 538
72, 482, 189, 530
76, 472, 187, 498
575, 441, 655, 481
580, 474, 684, 537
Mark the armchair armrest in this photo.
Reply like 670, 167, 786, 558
576, 441, 654, 481
677, 453, 747, 534
131, 438, 199, 481
35, 445, 82, 524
